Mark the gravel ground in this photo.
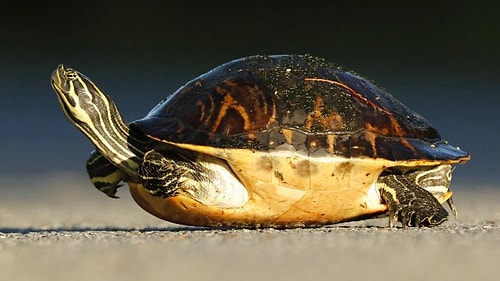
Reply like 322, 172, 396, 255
0, 174, 499, 281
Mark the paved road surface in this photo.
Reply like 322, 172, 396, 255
0, 174, 498, 281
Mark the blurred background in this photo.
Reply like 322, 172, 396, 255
0, 1, 498, 190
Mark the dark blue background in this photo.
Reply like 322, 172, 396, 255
1, 1, 498, 187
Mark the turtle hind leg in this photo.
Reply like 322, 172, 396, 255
378, 172, 449, 228
86, 150, 126, 198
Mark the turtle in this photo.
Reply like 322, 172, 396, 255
51, 54, 470, 228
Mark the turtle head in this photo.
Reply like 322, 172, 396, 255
51, 64, 141, 177
51, 64, 110, 128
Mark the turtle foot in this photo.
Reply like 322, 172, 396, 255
387, 199, 448, 228
378, 172, 449, 228
86, 150, 126, 198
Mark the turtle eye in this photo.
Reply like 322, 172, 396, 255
65, 70, 79, 81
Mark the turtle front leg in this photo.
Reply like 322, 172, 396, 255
86, 150, 127, 198
139, 150, 249, 208
378, 170, 449, 228
139, 150, 210, 198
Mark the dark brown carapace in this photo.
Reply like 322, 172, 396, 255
132, 54, 468, 162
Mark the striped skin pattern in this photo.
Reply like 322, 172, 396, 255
378, 165, 453, 228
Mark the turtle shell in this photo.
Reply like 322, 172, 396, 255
127, 54, 469, 227
132, 54, 468, 162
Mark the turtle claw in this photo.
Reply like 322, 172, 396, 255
96, 182, 122, 199
446, 196, 458, 218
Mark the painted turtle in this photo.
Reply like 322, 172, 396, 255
51, 54, 470, 228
